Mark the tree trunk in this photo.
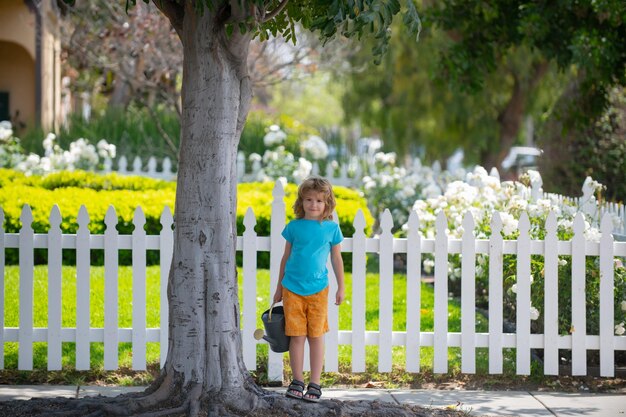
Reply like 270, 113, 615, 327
158, 0, 259, 410
482, 60, 548, 171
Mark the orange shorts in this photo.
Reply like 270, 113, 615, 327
283, 287, 329, 338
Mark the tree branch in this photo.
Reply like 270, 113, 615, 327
261, 0, 289, 23
151, 0, 184, 37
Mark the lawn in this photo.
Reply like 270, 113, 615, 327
2, 265, 493, 385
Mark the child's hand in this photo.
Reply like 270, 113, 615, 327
335, 287, 345, 306
272, 285, 283, 304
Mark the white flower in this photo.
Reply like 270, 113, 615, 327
97, 139, 116, 158
0, 120, 13, 141
587, 177, 604, 194
536, 199, 554, 215
511, 284, 518, 294
584, 227, 601, 242
15, 153, 43, 176
423, 259, 435, 274
293, 157, 312, 183
301, 135, 329, 160
615, 322, 625, 336
558, 259, 568, 266
621, 301, 626, 311
508, 195, 528, 212
69, 138, 99, 170
374, 151, 396, 166
248, 153, 262, 163
363, 176, 376, 191
263, 125, 287, 147
558, 219, 573, 232
42, 133, 56, 155
500, 212, 518, 236
530, 306, 540, 320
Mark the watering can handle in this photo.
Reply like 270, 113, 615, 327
268, 302, 277, 322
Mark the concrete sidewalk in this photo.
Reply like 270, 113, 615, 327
0, 385, 624, 417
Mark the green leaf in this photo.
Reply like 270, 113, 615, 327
402, 0, 422, 42
225, 23, 234, 38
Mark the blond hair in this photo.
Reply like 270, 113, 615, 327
293, 176, 336, 220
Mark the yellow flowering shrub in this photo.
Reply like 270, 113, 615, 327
0, 170, 373, 267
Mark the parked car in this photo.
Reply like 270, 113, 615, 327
501, 146, 542, 178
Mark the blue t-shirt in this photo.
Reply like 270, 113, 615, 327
281, 219, 344, 296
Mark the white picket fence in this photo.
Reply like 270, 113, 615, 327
102, 153, 362, 187
2, 182, 626, 381
105, 154, 625, 236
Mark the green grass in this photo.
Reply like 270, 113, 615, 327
2, 265, 491, 385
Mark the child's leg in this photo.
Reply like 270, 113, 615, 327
289, 336, 306, 384
307, 335, 324, 385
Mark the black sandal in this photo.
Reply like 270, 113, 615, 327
285, 379, 305, 399
303, 382, 322, 402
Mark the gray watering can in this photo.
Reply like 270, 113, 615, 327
254, 303, 290, 353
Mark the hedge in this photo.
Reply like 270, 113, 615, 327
0, 169, 373, 267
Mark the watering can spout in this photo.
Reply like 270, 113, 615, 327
254, 327, 284, 346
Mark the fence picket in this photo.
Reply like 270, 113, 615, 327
159, 207, 173, 368
516, 212, 531, 375
599, 214, 615, 377
434, 211, 449, 373
242, 208, 257, 370
268, 181, 285, 381
324, 210, 340, 372
147, 157, 157, 176
104, 206, 119, 370
488, 212, 503, 374
0, 208, 4, 369
132, 207, 147, 370
544, 212, 559, 375
461, 212, 476, 374
406, 211, 421, 372
571, 213, 586, 375
18, 205, 34, 370
378, 209, 394, 372
133, 156, 142, 174
76, 205, 90, 370
47, 206, 63, 370
351, 210, 367, 372
118, 156, 128, 174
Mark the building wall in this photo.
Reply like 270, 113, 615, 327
0, 0, 35, 60
0, 41, 36, 125
41, 1, 62, 131
0, 0, 61, 131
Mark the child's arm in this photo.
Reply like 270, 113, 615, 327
273, 242, 292, 304
330, 244, 345, 305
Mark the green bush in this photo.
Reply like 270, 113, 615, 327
0, 170, 374, 268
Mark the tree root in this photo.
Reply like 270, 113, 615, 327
133, 382, 202, 417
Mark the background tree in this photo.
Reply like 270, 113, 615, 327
341, 20, 561, 168
429, 0, 626, 173
43, 1, 428, 416
57, 1, 336, 165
